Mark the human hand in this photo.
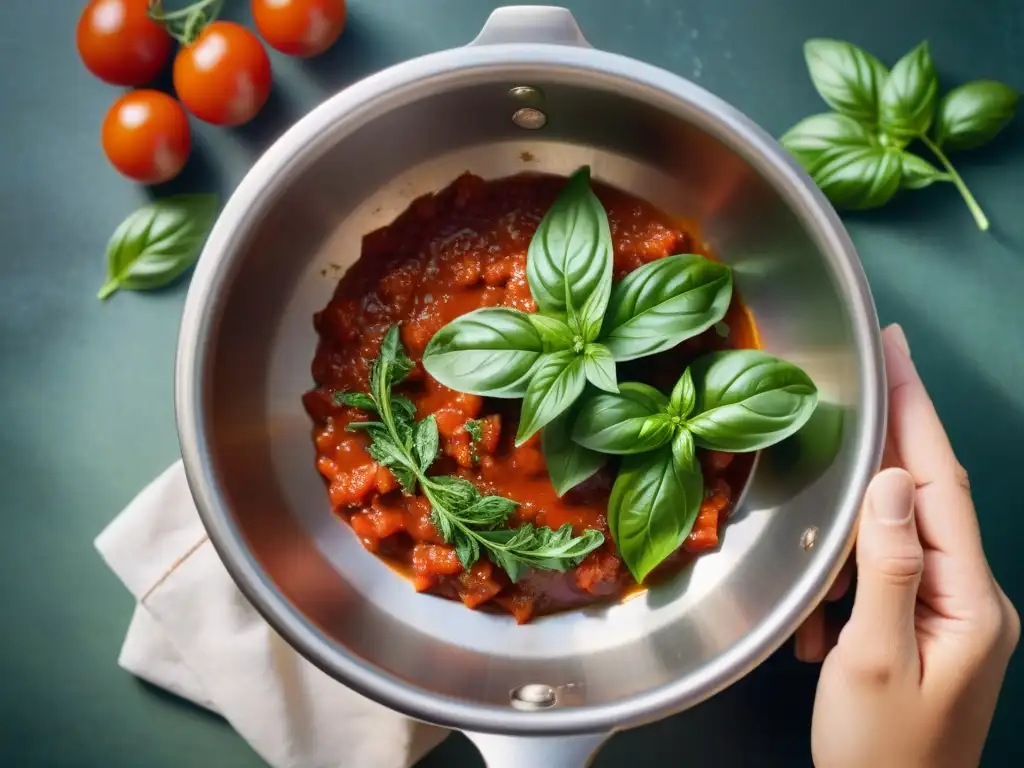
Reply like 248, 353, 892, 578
798, 324, 1019, 768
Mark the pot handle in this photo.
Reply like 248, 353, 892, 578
463, 731, 610, 767
469, 6, 591, 48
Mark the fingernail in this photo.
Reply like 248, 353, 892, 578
870, 468, 916, 526
887, 324, 911, 357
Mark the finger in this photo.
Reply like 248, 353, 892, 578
795, 604, 827, 662
826, 558, 853, 602
842, 468, 923, 676
882, 326, 987, 572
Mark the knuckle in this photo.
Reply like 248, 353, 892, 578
873, 550, 925, 583
953, 462, 972, 494
972, 596, 1019, 653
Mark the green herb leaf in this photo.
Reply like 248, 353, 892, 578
780, 112, 878, 175
802, 39, 889, 125
601, 254, 733, 362
478, 523, 604, 583
669, 368, 696, 418
899, 152, 946, 189
672, 428, 696, 470
526, 167, 613, 342
333, 391, 379, 413
541, 407, 608, 497
98, 195, 219, 300
686, 350, 819, 452
516, 350, 587, 446
464, 419, 484, 444
879, 41, 939, 140
572, 383, 673, 455
528, 314, 576, 351
934, 80, 1020, 150
413, 416, 440, 472
462, 495, 518, 526
608, 445, 703, 583
582, 343, 618, 393
800, 145, 903, 210
422, 308, 544, 397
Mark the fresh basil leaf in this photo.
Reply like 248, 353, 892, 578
526, 167, 613, 342
608, 445, 704, 583
780, 113, 877, 175
900, 152, 946, 189
803, 39, 889, 124
686, 350, 819, 452
541, 407, 608, 497
669, 368, 696, 418
583, 343, 618, 393
601, 254, 733, 362
528, 314, 576, 351
372, 326, 415, 398
98, 194, 219, 300
333, 391, 378, 413
804, 145, 903, 210
880, 41, 939, 139
934, 80, 1020, 150
672, 428, 696, 471
516, 350, 587, 446
413, 415, 440, 472
572, 383, 673, 455
422, 308, 544, 397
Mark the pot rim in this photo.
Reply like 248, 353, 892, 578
176, 39, 886, 736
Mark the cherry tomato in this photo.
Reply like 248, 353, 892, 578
102, 90, 191, 185
251, 0, 347, 58
173, 21, 272, 126
77, 0, 173, 86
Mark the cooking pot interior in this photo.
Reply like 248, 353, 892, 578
195, 64, 874, 715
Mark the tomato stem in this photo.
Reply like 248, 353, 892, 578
148, 0, 224, 45
920, 135, 990, 231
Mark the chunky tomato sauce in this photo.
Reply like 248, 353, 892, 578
304, 173, 759, 623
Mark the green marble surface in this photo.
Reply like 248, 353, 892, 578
2, 0, 1021, 765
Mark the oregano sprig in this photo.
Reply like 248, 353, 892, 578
782, 38, 1020, 231
334, 326, 604, 581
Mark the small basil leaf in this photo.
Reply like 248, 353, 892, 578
542, 407, 608, 497
803, 39, 889, 125
572, 383, 673, 455
601, 254, 733, 362
422, 308, 544, 397
934, 80, 1020, 150
98, 194, 219, 300
516, 350, 587, 446
583, 343, 618, 393
672, 428, 696, 470
526, 167, 613, 341
780, 113, 877, 176
669, 368, 696, 418
413, 415, 440, 472
528, 314, 575, 351
686, 350, 819, 452
880, 41, 939, 140
900, 152, 947, 190
805, 145, 903, 210
608, 445, 704, 583
333, 391, 378, 413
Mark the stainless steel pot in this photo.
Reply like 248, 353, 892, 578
175, 6, 886, 765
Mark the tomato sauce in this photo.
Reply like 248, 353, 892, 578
304, 172, 759, 623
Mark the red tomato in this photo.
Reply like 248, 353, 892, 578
77, 0, 174, 86
173, 22, 272, 126
102, 90, 191, 185
251, 0, 347, 57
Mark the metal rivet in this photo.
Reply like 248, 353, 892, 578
510, 683, 556, 710
801, 527, 819, 551
508, 85, 544, 102
512, 107, 547, 130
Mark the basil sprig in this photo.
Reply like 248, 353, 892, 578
422, 167, 734, 447
573, 350, 818, 582
336, 326, 603, 581
98, 194, 219, 300
782, 38, 1019, 230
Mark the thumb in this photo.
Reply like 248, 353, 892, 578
843, 468, 924, 674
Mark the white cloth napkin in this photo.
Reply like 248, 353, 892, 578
95, 461, 448, 768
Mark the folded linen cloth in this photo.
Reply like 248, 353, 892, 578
95, 461, 448, 768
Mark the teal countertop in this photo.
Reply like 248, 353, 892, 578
2, 1, 1021, 765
